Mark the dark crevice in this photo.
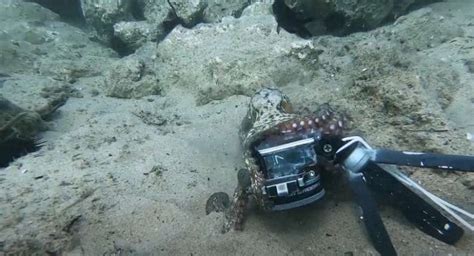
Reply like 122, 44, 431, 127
152, 0, 188, 43
105, 0, 184, 57
323, 12, 347, 35
166, 0, 185, 25
0, 138, 43, 168
157, 0, 206, 40
160, 12, 182, 41
130, 0, 146, 21
110, 36, 135, 57
28, 0, 85, 23
272, 0, 312, 38
273, 0, 441, 39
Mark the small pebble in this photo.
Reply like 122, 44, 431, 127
465, 60, 474, 73
461, 176, 474, 190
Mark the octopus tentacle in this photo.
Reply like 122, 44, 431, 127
223, 182, 250, 232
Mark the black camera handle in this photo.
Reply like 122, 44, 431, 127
335, 136, 474, 173
369, 148, 474, 172
332, 136, 474, 256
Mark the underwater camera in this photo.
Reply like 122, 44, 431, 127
255, 133, 330, 211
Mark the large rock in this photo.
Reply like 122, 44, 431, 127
241, 2, 273, 17
387, 8, 463, 51
113, 21, 156, 50
167, 0, 207, 27
142, 12, 321, 105
281, 0, 393, 35
277, 0, 439, 36
0, 1, 116, 77
202, 0, 250, 23
312, 8, 468, 152
139, 0, 171, 23
138, 0, 174, 40
80, 0, 135, 44
104, 57, 161, 98
79, 0, 254, 52
26, 0, 84, 21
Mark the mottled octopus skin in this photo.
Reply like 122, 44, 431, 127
222, 88, 346, 232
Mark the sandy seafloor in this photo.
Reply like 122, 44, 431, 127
1, 0, 474, 255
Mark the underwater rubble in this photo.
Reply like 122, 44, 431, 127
0, 0, 473, 255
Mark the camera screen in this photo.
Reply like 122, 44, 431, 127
263, 144, 317, 179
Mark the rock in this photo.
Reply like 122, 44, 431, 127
392, 0, 426, 18
241, 2, 273, 17
80, 0, 135, 43
323, 8, 469, 152
139, 0, 175, 41
461, 174, 474, 190
0, 0, 59, 22
113, 21, 156, 50
280, 0, 393, 35
80, 0, 255, 52
139, 13, 321, 105
388, 8, 464, 51
0, 1, 116, 76
202, 0, 250, 23
276, 0, 439, 36
104, 57, 161, 99
331, 0, 394, 31
465, 60, 474, 73
167, 0, 207, 27
139, 0, 171, 23
138, 0, 207, 43
26, 0, 84, 21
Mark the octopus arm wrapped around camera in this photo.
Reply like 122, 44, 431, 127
207, 87, 347, 232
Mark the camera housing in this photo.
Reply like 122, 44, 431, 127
255, 133, 326, 211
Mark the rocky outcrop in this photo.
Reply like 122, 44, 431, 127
80, 0, 136, 47
274, 0, 439, 37
0, 1, 116, 77
141, 11, 321, 105
203, 0, 250, 23
104, 57, 161, 98
26, 0, 442, 53
31, 0, 253, 53
113, 21, 155, 50
26, 0, 84, 21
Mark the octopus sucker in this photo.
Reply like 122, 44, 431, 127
273, 114, 346, 137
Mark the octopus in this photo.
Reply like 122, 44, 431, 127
206, 87, 347, 232
0, 94, 68, 167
